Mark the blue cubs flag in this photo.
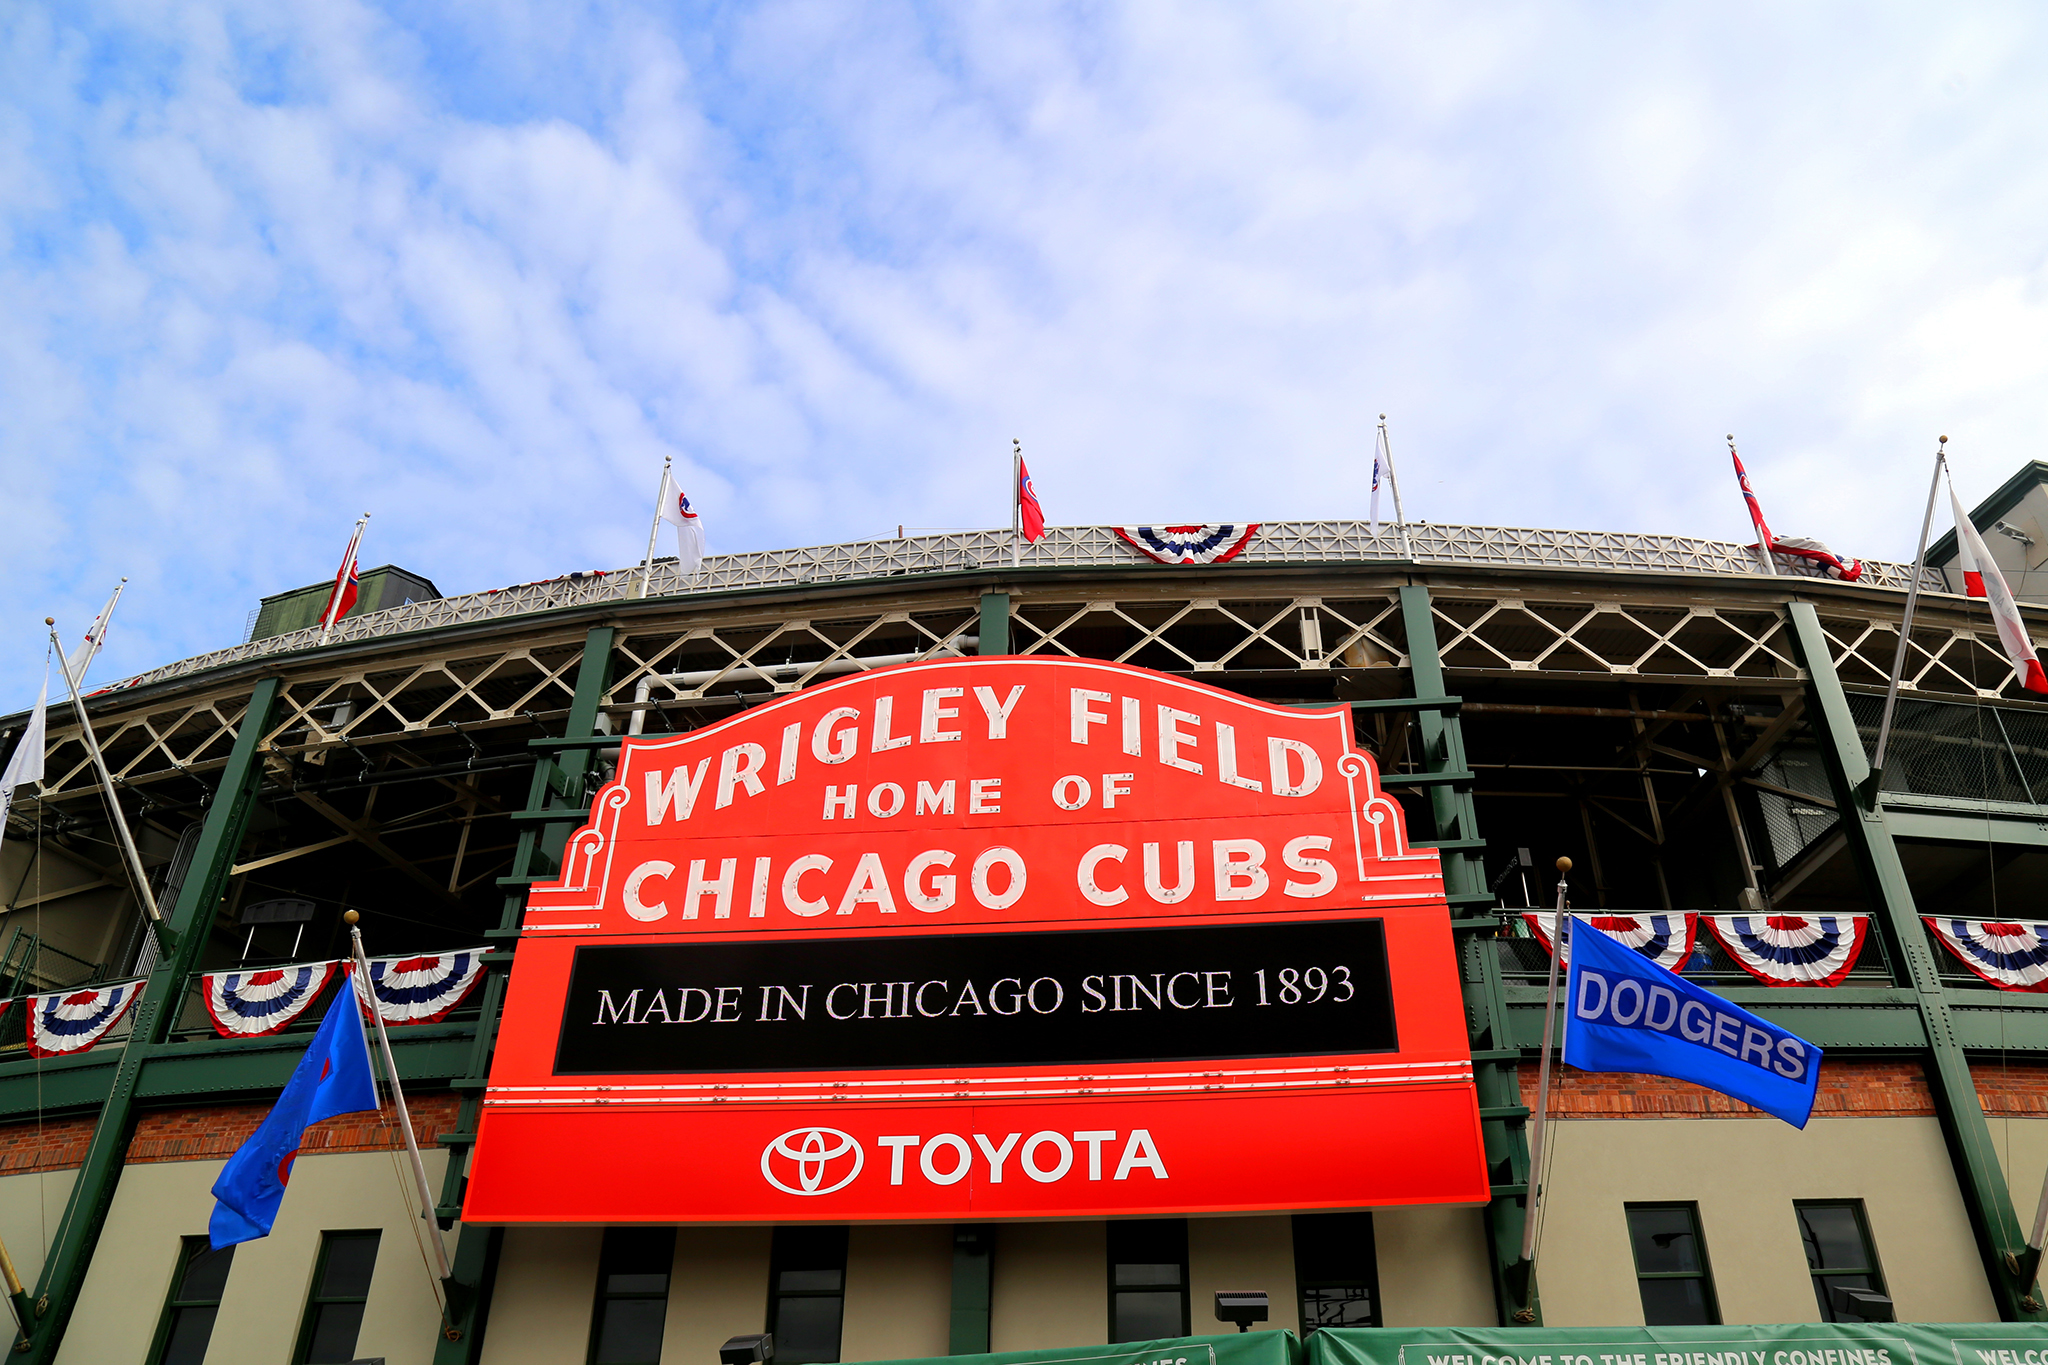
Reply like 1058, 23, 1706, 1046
209, 975, 379, 1247
1564, 915, 1822, 1127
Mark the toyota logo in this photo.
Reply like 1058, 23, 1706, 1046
762, 1127, 864, 1196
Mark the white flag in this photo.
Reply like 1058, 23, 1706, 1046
67, 580, 126, 685
0, 668, 48, 835
1951, 487, 2048, 693
1369, 444, 1383, 536
657, 470, 706, 575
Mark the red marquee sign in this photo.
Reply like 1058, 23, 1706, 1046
464, 657, 1488, 1223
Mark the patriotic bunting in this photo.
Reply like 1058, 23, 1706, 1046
1115, 525, 1259, 565
354, 949, 486, 1024
201, 961, 340, 1038
1924, 919, 2048, 991
1706, 914, 1869, 986
27, 979, 144, 1058
1525, 911, 1697, 973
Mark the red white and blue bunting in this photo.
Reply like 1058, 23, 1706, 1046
1705, 914, 1868, 986
1114, 525, 1259, 565
1923, 919, 2048, 992
354, 950, 486, 1024
1525, 912, 1697, 973
201, 961, 340, 1037
26, 979, 144, 1058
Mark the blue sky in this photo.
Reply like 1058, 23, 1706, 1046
4, 3, 2048, 708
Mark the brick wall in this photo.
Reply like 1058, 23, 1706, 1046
0, 1094, 459, 1175
1546, 1058, 1937, 1119
1972, 1059, 2048, 1116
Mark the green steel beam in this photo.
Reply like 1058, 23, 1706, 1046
1398, 587, 1539, 1325
1787, 602, 2045, 1321
979, 591, 1011, 656
1883, 807, 2048, 848
23, 678, 283, 1364
434, 627, 615, 1365
948, 1224, 995, 1354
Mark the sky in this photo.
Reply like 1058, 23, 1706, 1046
4, 2, 2048, 709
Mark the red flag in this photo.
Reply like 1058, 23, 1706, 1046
1017, 459, 1046, 543
1730, 444, 1774, 552
1950, 488, 2048, 693
320, 519, 366, 634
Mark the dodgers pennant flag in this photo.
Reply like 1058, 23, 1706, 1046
209, 975, 379, 1247
1565, 915, 1822, 1127
1950, 487, 2048, 693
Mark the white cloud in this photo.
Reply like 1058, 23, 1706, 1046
4, 1, 2048, 706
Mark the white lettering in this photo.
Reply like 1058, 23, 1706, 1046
822, 784, 856, 819
867, 782, 906, 818
1052, 775, 1091, 810
1074, 1130, 1117, 1180
1143, 841, 1196, 904
921, 1134, 972, 1185
783, 855, 833, 917
1078, 844, 1129, 906
919, 688, 964, 743
975, 1132, 1022, 1182
644, 761, 710, 824
973, 685, 1025, 739
1072, 689, 1113, 744
683, 857, 737, 919
969, 778, 1002, 813
1113, 1128, 1168, 1180
1022, 1131, 1074, 1183
813, 707, 861, 764
836, 852, 899, 915
1215, 722, 1263, 791
972, 847, 1027, 910
1281, 835, 1338, 898
1158, 706, 1203, 773
1269, 737, 1323, 797
778, 721, 801, 784
1212, 839, 1269, 900
715, 743, 767, 809
871, 696, 911, 751
915, 779, 956, 815
624, 861, 674, 921
1102, 772, 1133, 808
878, 1135, 919, 1184
904, 850, 957, 912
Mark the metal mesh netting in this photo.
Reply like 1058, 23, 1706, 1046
1845, 693, 2048, 804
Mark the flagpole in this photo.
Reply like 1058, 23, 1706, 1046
1378, 416, 1414, 560
319, 514, 370, 643
0, 1230, 32, 1351
1729, 437, 1778, 576
45, 618, 170, 950
1011, 439, 1022, 569
69, 578, 126, 686
639, 457, 670, 600
344, 912, 454, 1282
1519, 856, 1573, 1266
1861, 437, 1950, 807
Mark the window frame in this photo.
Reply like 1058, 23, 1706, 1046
1623, 1202, 1721, 1326
147, 1235, 235, 1365
1794, 1200, 1889, 1322
766, 1225, 850, 1365
1293, 1211, 1381, 1334
587, 1226, 678, 1365
291, 1228, 381, 1365
1107, 1218, 1191, 1343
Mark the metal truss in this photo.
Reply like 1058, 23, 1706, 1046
98, 522, 1930, 693
1423, 591, 1803, 682
1811, 603, 2042, 703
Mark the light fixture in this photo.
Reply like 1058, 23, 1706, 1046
720, 1334, 775, 1365
1214, 1291, 1269, 1332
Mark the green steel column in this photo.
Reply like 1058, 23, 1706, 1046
979, 592, 1011, 656
948, 1224, 994, 1354
434, 627, 615, 1364
23, 678, 283, 1363
1787, 602, 2044, 1321
1398, 587, 1539, 1325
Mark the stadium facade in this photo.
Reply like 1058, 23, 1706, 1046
6, 468, 2048, 1365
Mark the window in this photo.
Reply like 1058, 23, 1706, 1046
1796, 1201, 1888, 1321
1294, 1212, 1380, 1333
294, 1229, 379, 1364
150, 1236, 234, 1365
590, 1227, 676, 1365
768, 1226, 849, 1365
1625, 1204, 1719, 1325
1108, 1219, 1189, 1343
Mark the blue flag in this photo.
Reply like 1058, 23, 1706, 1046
209, 977, 379, 1248
1563, 916, 1822, 1127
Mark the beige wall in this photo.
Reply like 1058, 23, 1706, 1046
1985, 1113, 2048, 1215
1537, 1116, 1996, 1327
991, 1220, 1107, 1351
842, 1224, 953, 1362
1375, 1206, 1496, 1328
662, 1226, 772, 1365
58, 1148, 453, 1365
0, 1168, 76, 1292
1189, 1216, 1298, 1338
482, 1226, 603, 1365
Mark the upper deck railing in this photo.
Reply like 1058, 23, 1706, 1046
99, 521, 1935, 694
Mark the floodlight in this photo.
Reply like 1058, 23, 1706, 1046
1214, 1291, 1270, 1332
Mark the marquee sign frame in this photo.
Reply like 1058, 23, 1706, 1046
464, 656, 1487, 1223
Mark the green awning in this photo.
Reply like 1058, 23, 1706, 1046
1306, 1322, 2048, 1365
